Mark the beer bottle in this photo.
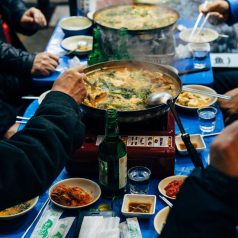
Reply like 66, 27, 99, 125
98, 109, 127, 198
87, 27, 108, 65
114, 27, 130, 60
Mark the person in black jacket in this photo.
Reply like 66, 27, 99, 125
0, 65, 87, 210
161, 120, 238, 238
0, 0, 59, 138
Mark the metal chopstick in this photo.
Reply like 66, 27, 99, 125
21, 96, 39, 100
16, 120, 27, 124
189, 1, 208, 41
182, 87, 232, 100
16, 116, 30, 120
202, 132, 221, 137
196, 13, 210, 35
159, 195, 173, 208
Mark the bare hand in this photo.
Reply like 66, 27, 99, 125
199, 1, 230, 24
20, 7, 47, 29
31, 52, 59, 76
51, 66, 87, 104
218, 88, 238, 125
210, 120, 238, 178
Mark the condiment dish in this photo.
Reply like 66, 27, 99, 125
121, 194, 156, 218
175, 134, 206, 155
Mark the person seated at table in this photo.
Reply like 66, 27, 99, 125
200, 0, 238, 93
161, 119, 238, 238
0, 65, 87, 210
0, 0, 59, 138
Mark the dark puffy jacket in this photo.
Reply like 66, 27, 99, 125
0, 0, 36, 75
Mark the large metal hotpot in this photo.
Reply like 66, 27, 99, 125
92, 4, 180, 59
81, 60, 182, 123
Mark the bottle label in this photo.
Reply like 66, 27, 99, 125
99, 159, 108, 186
119, 155, 127, 189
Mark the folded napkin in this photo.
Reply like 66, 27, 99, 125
78, 216, 120, 238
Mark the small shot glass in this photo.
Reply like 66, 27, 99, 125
188, 42, 210, 69
197, 106, 217, 133
128, 166, 151, 194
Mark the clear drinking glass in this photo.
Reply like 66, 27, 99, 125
188, 42, 210, 69
128, 166, 151, 194
197, 106, 217, 133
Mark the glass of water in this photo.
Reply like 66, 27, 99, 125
128, 166, 151, 194
197, 106, 217, 133
188, 42, 210, 69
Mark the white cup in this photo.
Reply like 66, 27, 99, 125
188, 42, 210, 69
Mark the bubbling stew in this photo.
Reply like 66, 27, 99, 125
83, 66, 180, 111
94, 4, 178, 30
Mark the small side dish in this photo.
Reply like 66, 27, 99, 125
158, 175, 187, 200
121, 194, 156, 218
154, 206, 170, 235
49, 178, 101, 209
175, 134, 206, 155
0, 197, 38, 220
51, 184, 92, 207
175, 85, 217, 110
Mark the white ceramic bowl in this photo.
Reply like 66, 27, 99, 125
179, 27, 218, 43
154, 206, 170, 235
175, 84, 217, 111
61, 35, 93, 56
49, 178, 101, 209
121, 194, 156, 218
175, 134, 206, 155
59, 16, 92, 36
0, 197, 39, 220
158, 175, 187, 200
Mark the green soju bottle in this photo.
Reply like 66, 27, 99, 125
87, 27, 108, 65
114, 27, 130, 60
98, 109, 127, 198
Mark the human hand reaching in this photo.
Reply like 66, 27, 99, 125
31, 52, 59, 76
51, 66, 87, 104
20, 7, 47, 29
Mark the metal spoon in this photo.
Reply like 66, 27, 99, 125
147, 92, 204, 169
65, 41, 88, 56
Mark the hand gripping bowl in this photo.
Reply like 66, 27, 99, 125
82, 60, 182, 123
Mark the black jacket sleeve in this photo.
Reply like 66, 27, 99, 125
0, 91, 85, 210
0, 40, 35, 75
160, 166, 238, 238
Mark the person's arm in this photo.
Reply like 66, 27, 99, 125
227, 0, 238, 24
160, 166, 238, 238
161, 121, 238, 238
0, 91, 85, 210
0, 40, 35, 75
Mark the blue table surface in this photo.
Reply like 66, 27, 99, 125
0, 18, 223, 238
0, 98, 223, 238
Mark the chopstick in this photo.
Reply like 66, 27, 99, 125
196, 13, 210, 35
178, 67, 210, 75
159, 195, 173, 208
16, 120, 27, 124
21, 96, 39, 100
202, 132, 221, 137
21, 198, 50, 238
189, 1, 208, 41
16, 116, 30, 120
182, 87, 233, 100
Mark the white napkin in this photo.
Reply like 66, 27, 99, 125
78, 216, 120, 238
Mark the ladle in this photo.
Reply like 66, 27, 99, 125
147, 92, 204, 169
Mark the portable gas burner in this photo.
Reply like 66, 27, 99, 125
66, 112, 176, 179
